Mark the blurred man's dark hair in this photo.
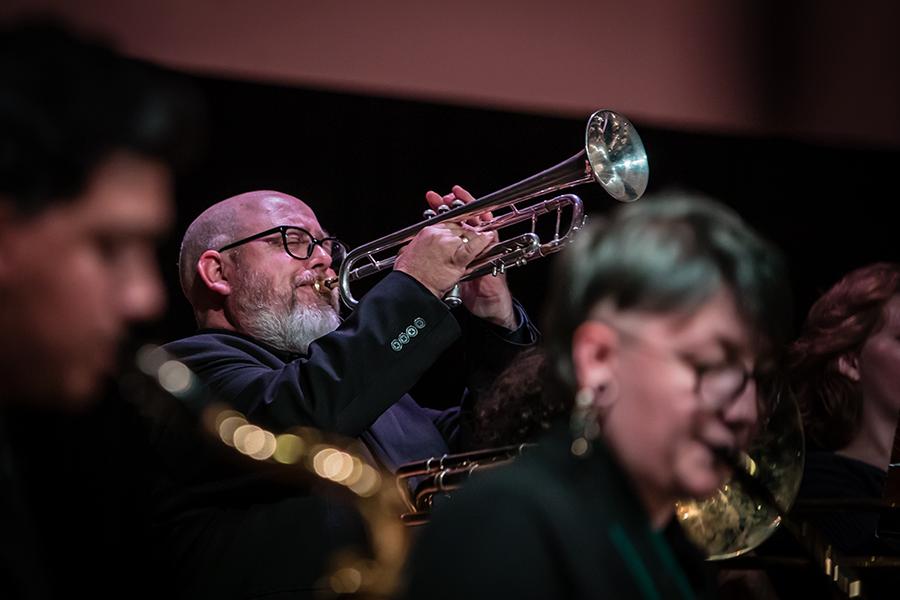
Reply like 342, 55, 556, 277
0, 19, 203, 214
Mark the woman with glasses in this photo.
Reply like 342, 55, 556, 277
401, 193, 791, 600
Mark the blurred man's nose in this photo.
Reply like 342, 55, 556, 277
117, 254, 167, 322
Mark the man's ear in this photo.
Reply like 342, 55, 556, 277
837, 353, 861, 382
197, 250, 232, 297
572, 321, 618, 394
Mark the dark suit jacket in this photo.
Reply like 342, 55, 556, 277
164, 271, 536, 470
759, 450, 897, 600
401, 422, 711, 600
144, 271, 536, 598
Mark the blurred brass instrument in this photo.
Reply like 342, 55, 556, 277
331, 109, 649, 307
395, 444, 533, 526
397, 391, 805, 562
676, 389, 805, 559
135, 346, 408, 599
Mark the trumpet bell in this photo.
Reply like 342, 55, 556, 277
586, 110, 649, 202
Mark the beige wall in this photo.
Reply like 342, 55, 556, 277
3, 0, 897, 146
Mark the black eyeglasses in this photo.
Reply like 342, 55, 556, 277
218, 225, 346, 264
613, 325, 755, 411
691, 361, 753, 411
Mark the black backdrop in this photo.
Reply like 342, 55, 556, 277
152, 72, 899, 405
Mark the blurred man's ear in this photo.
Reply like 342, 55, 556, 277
197, 250, 232, 297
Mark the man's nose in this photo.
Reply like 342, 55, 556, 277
307, 242, 333, 270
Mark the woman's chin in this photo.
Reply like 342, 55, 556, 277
674, 446, 731, 500
678, 467, 729, 501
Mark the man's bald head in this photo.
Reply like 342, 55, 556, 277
178, 190, 317, 301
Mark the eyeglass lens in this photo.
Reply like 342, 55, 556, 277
283, 228, 345, 263
697, 365, 750, 408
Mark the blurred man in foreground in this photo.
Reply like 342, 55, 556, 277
0, 21, 202, 598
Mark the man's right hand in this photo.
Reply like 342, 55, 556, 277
394, 223, 492, 299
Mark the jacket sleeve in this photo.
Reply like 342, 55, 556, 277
166, 271, 462, 438
428, 301, 541, 450
459, 301, 540, 395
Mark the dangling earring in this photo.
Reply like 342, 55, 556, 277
570, 385, 604, 457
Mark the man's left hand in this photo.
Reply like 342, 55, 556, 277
424, 185, 518, 331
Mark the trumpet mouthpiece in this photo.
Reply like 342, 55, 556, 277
314, 277, 338, 294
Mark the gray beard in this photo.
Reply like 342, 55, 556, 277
234, 271, 341, 354
248, 302, 341, 354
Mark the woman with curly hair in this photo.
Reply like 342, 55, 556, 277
790, 262, 900, 555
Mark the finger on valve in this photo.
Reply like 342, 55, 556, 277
424, 186, 488, 227
451, 185, 492, 224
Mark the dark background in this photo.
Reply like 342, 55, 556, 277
159, 73, 899, 346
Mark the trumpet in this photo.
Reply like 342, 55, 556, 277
395, 444, 534, 526
328, 109, 649, 307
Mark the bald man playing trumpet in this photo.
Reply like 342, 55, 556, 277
151, 186, 536, 596
168, 185, 534, 465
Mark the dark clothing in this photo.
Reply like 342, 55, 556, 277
401, 422, 710, 600
0, 377, 367, 600
0, 393, 173, 600
152, 271, 537, 598
760, 450, 896, 600
164, 271, 537, 470
0, 413, 48, 600
799, 451, 887, 555
119, 368, 370, 600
